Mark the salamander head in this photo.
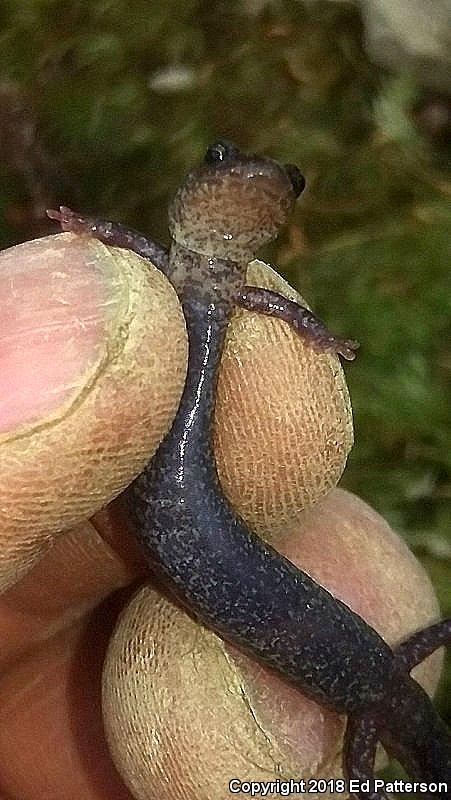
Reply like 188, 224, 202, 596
168, 140, 305, 260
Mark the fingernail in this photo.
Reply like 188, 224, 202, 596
0, 234, 124, 434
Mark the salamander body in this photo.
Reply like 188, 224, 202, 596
49, 142, 451, 799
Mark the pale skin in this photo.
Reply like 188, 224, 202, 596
0, 144, 450, 797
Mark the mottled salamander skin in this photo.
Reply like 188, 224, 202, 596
132, 242, 396, 714
49, 143, 451, 799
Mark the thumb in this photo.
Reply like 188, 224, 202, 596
0, 232, 187, 591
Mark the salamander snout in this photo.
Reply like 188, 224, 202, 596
169, 142, 305, 259
203, 142, 306, 198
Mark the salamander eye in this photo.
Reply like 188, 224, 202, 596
204, 140, 239, 165
284, 163, 306, 197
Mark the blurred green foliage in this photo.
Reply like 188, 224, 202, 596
0, 0, 450, 785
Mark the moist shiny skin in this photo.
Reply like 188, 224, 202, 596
131, 244, 394, 714
49, 143, 451, 799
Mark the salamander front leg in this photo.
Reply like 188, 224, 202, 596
47, 206, 169, 273
235, 286, 359, 361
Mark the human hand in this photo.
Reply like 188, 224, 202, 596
0, 234, 442, 800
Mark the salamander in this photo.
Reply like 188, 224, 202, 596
48, 141, 451, 799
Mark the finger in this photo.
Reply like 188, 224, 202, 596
0, 499, 144, 669
215, 259, 354, 536
102, 489, 443, 800
0, 240, 352, 591
0, 592, 134, 800
0, 233, 187, 591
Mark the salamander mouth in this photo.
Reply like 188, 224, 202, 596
203, 141, 306, 199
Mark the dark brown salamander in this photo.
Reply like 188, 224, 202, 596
48, 141, 451, 799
